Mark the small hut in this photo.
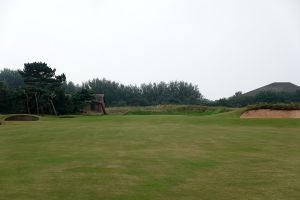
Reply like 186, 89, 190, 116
83, 94, 107, 114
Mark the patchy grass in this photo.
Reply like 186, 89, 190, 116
107, 105, 232, 115
0, 111, 300, 200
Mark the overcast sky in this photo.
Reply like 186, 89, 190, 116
0, 0, 300, 99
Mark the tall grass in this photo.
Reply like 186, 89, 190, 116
107, 105, 232, 115
246, 103, 300, 111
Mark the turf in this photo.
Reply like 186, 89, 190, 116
0, 111, 300, 200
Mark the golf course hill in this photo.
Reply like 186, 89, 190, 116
243, 82, 300, 96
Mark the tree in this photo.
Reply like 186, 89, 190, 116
234, 91, 243, 97
19, 62, 66, 115
53, 88, 74, 114
0, 82, 26, 114
63, 81, 81, 94
0, 82, 10, 113
0, 68, 24, 90
85, 79, 203, 106
73, 89, 94, 112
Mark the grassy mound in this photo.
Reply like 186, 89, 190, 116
246, 103, 300, 111
4, 114, 40, 121
107, 105, 232, 115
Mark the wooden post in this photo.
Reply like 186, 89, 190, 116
100, 102, 107, 115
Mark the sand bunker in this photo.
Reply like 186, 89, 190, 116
5, 114, 40, 121
241, 109, 300, 119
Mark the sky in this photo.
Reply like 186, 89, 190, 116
0, 0, 300, 100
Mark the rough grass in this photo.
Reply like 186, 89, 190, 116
246, 103, 300, 111
0, 111, 300, 200
107, 105, 232, 115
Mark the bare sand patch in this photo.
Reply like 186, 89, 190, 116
241, 109, 300, 119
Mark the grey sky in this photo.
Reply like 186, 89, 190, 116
1, 0, 300, 100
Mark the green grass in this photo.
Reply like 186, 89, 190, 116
0, 110, 300, 200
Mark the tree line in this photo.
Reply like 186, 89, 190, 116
1, 62, 300, 115
0, 62, 203, 115
209, 91, 300, 107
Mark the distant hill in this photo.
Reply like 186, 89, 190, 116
244, 82, 300, 96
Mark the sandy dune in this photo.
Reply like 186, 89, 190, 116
241, 109, 300, 119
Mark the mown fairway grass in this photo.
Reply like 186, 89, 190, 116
0, 111, 300, 200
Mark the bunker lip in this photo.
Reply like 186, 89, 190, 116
241, 109, 300, 119
58, 115, 77, 118
4, 114, 40, 121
